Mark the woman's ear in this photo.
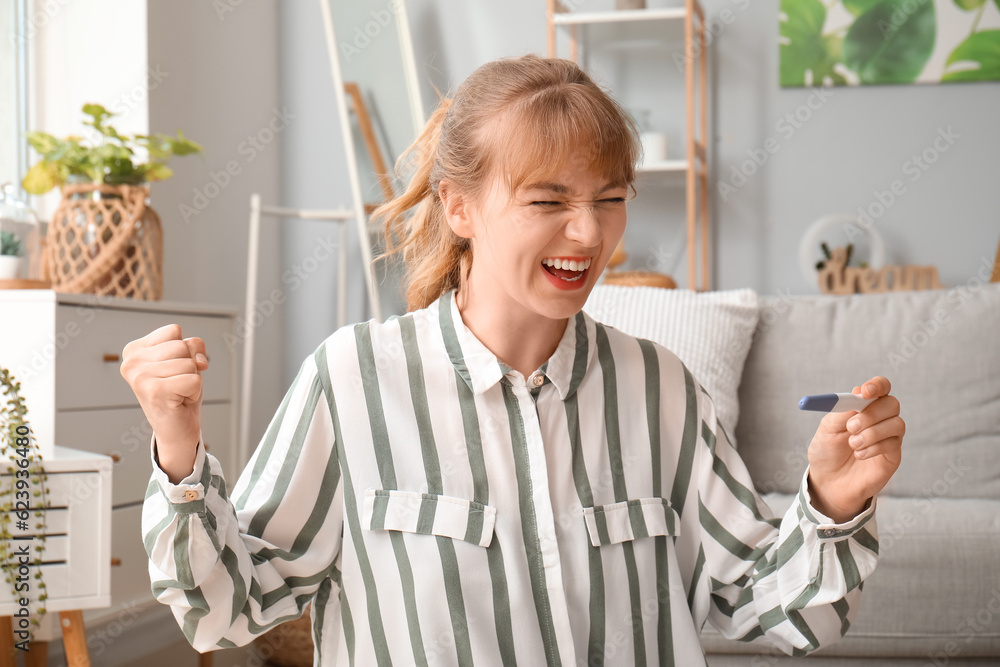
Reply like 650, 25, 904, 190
439, 180, 475, 240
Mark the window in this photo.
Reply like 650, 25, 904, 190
0, 0, 28, 194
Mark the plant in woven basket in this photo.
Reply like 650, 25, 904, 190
23, 103, 202, 299
0, 366, 50, 649
21, 103, 202, 195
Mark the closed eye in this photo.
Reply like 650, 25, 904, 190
530, 201, 565, 207
598, 197, 627, 204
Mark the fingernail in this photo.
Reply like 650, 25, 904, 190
196, 353, 208, 364
864, 383, 876, 395
847, 417, 860, 432
849, 434, 862, 447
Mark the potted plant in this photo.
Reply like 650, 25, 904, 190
0, 230, 24, 280
21, 103, 203, 300
0, 366, 49, 647
22, 103, 202, 195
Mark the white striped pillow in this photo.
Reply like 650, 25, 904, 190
583, 285, 760, 446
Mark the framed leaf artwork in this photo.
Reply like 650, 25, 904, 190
779, 0, 1000, 86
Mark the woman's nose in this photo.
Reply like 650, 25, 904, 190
563, 204, 602, 246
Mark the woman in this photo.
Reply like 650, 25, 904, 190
123, 54, 904, 665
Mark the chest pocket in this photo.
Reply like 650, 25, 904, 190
582, 497, 680, 547
362, 488, 497, 548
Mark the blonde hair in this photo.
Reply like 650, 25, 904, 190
373, 54, 641, 312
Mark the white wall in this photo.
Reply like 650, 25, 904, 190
29, 0, 149, 221
146, 0, 284, 470
29, 0, 290, 473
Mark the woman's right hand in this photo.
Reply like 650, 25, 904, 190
120, 323, 210, 482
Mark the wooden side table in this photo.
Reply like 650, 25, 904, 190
0, 446, 113, 666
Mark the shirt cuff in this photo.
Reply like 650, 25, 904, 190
797, 467, 877, 540
150, 431, 209, 510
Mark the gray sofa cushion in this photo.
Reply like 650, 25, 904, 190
734, 284, 1000, 500
701, 493, 1000, 659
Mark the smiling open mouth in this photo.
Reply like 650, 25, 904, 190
542, 257, 591, 282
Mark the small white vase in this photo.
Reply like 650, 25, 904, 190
0, 255, 24, 280
641, 132, 668, 164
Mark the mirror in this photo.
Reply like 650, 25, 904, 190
320, 0, 426, 320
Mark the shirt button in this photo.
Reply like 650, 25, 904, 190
532, 374, 544, 387
183, 490, 200, 501
821, 528, 838, 538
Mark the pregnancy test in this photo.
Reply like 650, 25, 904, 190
798, 393, 875, 412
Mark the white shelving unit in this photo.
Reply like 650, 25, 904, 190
547, 0, 711, 290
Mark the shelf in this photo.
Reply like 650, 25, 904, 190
552, 8, 687, 25
638, 159, 688, 172
547, 0, 710, 291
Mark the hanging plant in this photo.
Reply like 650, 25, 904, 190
0, 366, 49, 649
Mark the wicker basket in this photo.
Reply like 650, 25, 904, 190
602, 270, 677, 289
41, 182, 163, 300
252, 602, 315, 667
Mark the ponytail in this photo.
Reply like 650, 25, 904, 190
373, 98, 471, 312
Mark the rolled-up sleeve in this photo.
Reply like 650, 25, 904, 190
141, 351, 344, 652
689, 378, 878, 656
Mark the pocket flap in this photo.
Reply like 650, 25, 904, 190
582, 497, 679, 547
362, 488, 497, 548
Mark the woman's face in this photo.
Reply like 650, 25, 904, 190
450, 147, 629, 322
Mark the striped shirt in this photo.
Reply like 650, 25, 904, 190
143, 288, 879, 666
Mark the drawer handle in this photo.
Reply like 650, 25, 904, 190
106, 453, 121, 463
103, 353, 120, 362
204, 441, 210, 452
111, 558, 122, 567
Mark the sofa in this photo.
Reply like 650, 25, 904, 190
584, 281, 1000, 666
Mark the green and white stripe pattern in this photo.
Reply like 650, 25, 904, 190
143, 288, 879, 665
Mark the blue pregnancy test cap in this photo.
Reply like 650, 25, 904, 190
798, 394, 839, 411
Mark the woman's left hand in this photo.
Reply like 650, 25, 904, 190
806, 376, 905, 523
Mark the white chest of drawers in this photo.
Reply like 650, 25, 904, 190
0, 289, 239, 643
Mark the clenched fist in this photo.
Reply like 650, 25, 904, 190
120, 323, 210, 484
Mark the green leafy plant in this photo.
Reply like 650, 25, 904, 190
780, 0, 1000, 86
0, 231, 23, 257
0, 367, 49, 647
22, 103, 203, 196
